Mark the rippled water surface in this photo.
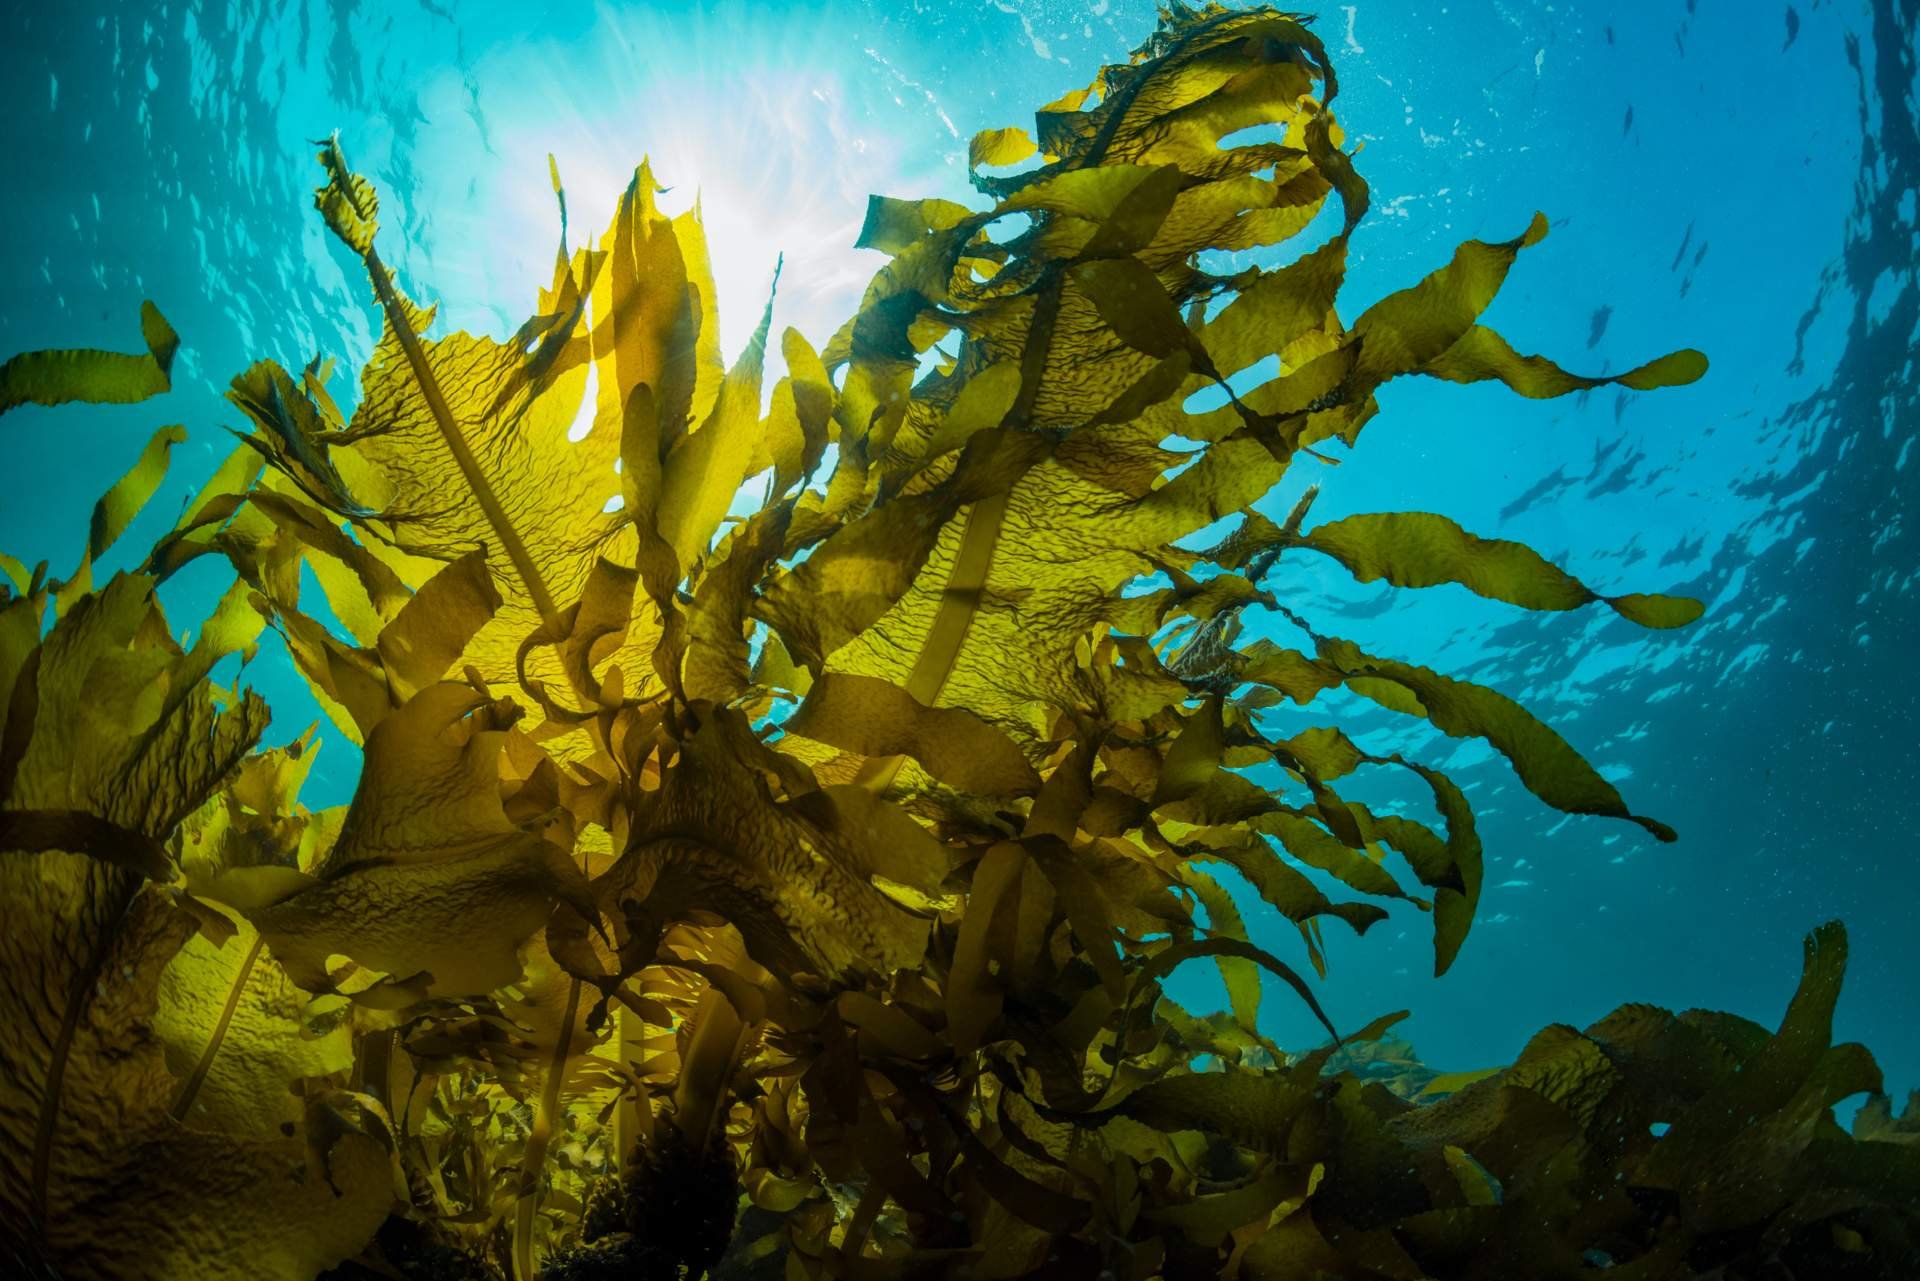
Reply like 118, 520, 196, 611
4, 0, 1914, 1097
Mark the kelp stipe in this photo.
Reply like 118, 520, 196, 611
1, 5, 1916, 1280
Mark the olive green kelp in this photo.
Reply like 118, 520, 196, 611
2, 5, 1915, 1281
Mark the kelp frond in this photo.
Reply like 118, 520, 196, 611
1, 6, 1914, 1280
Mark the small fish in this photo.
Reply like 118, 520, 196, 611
1605, 25, 1615, 46
1670, 219, 1695, 272
1622, 104, 1635, 135
1784, 6, 1800, 50
1587, 305, 1613, 349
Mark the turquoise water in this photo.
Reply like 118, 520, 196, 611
3, 0, 1914, 1105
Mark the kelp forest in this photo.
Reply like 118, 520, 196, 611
1, 5, 1915, 1279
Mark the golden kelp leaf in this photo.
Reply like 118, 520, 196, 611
54, 424, 189, 612
683, 508, 790, 705
242, 683, 589, 997
785, 672, 1042, 796
1292, 511, 1705, 628
0, 865, 392, 1281
314, 134, 382, 254
1176, 862, 1267, 1037
226, 360, 367, 517
0, 300, 179, 415
1426, 324, 1709, 397
223, 523, 500, 744
1315, 636, 1678, 842
1151, 695, 1225, 803
969, 125, 1038, 171
1131, 936, 1339, 1044
0, 574, 388, 1279
856, 195, 978, 256
154, 903, 354, 1135
1345, 214, 1556, 387
593, 705, 929, 982
753, 428, 1053, 672
654, 272, 777, 571
2, 575, 266, 854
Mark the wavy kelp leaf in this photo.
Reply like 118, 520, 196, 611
1290, 511, 1704, 628
1337, 212, 1705, 407
159, 739, 355, 1136
1175, 861, 1266, 1037
969, 125, 1038, 171
154, 903, 354, 1134
1, 575, 266, 857
654, 269, 778, 571
0, 863, 392, 1281
225, 359, 366, 516
1425, 323, 1710, 396
61, 424, 188, 592
785, 672, 1042, 796
682, 509, 791, 704
1314, 636, 1679, 841
593, 705, 929, 985
240, 683, 589, 997
1131, 936, 1338, 1045
0, 575, 388, 1279
0, 300, 180, 415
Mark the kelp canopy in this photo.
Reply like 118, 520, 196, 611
2, 5, 1915, 1280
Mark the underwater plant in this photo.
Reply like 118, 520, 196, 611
2, 4, 1916, 1279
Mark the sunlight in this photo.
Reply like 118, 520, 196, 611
425, 5, 969, 373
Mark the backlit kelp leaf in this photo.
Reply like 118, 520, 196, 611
0, 863, 392, 1281
1, 575, 266, 857
0, 574, 389, 1279
55, 424, 189, 611
1425, 323, 1710, 397
1313, 635, 1679, 841
1289, 511, 1705, 628
153, 903, 354, 1135
592, 704, 929, 984
653, 266, 778, 572
0, 300, 180, 415
159, 739, 356, 1138
785, 672, 1042, 796
225, 359, 368, 517
682, 508, 791, 705
1174, 861, 1267, 1038
238, 682, 591, 998
969, 125, 1038, 171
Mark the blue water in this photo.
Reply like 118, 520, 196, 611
3, 1, 1914, 1101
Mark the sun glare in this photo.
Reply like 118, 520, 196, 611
412, 5, 968, 376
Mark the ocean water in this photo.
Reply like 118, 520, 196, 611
2, 0, 1914, 1114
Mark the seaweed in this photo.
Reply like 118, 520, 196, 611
1, 5, 1915, 1279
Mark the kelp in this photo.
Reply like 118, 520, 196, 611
1, 4, 1914, 1279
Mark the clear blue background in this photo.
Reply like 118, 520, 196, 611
3, 1, 1914, 1103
